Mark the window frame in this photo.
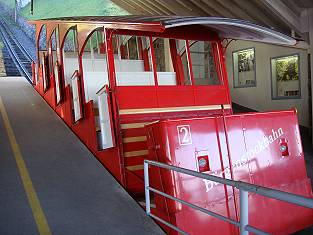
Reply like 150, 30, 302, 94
111, 32, 225, 88
270, 53, 301, 100
232, 47, 256, 89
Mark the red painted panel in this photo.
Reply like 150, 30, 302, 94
225, 111, 313, 234
43, 74, 56, 109
156, 87, 194, 107
55, 86, 73, 126
121, 128, 146, 138
125, 170, 145, 195
124, 156, 145, 166
194, 86, 229, 105
96, 148, 124, 185
71, 101, 97, 153
116, 86, 158, 109
122, 141, 147, 152
146, 110, 313, 235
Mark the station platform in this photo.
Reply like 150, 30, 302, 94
0, 77, 164, 235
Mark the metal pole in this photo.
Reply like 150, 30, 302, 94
14, 0, 17, 22
144, 161, 151, 215
30, 0, 34, 15
240, 190, 249, 235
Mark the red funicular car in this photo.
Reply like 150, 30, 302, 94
30, 16, 313, 234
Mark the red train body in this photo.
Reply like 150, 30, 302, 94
146, 110, 313, 234
30, 16, 313, 234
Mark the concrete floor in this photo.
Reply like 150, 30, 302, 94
0, 77, 164, 235
0, 78, 312, 235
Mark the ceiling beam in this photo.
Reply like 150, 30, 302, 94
153, 0, 192, 15
121, 0, 156, 15
140, 0, 174, 15
174, 0, 208, 15
187, 0, 217, 16
111, 0, 145, 14
135, 0, 164, 15
261, 0, 303, 33
201, 0, 237, 18
232, 0, 286, 31
213, 0, 256, 22
282, 0, 303, 16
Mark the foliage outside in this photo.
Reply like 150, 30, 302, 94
237, 48, 254, 73
275, 55, 299, 81
0, 0, 128, 20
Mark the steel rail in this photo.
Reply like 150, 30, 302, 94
144, 160, 313, 235
0, 18, 34, 62
0, 17, 33, 82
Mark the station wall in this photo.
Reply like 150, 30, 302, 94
225, 40, 310, 127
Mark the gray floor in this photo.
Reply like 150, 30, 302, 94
0, 77, 164, 235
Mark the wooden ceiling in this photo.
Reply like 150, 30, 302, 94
111, 0, 313, 39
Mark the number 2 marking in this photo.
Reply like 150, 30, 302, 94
177, 125, 192, 145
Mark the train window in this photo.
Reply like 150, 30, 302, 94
115, 35, 154, 86
55, 27, 61, 62
120, 36, 139, 60
49, 29, 57, 77
62, 28, 80, 86
38, 25, 47, 85
97, 85, 115, 149
82, 28, 109, 137
41, 53, 49, 91
39, 25, 46, 51
188, 41, 221, 85
152, 38, 176, 86
71, 70, 83, 122
177, 40, 192, 85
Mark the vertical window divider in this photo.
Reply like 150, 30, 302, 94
149, 36, 159, 86
186, 39, 195, 86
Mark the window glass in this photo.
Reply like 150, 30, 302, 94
115, 35, 153, 86
38, 25, 47, 73
64, 30, 77, 52
39, 25, 46, 51
49, 29, 57, 75
177, 40, 192, 85
153, 38, 176, 85
55, 27, 61, 62
189, 41, 221, 85
62, 28, 79, 86
119, 36, 139, 60
233, 48, 256, 88
271, 54, 300, 99
128, 37, 139, 60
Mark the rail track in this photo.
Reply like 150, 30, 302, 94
0, 17, 33, 82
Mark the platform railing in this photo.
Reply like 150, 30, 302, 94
144, 160, 313, 235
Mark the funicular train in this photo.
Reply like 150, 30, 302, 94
30, 16, 313, 234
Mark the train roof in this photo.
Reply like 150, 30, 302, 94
30, 16, 296, 45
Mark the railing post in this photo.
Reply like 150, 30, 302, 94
144, 161, 151, 215
240, 190, 249, 235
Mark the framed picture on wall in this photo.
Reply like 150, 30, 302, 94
232, 48, 256, 88
271, 54, 300, 99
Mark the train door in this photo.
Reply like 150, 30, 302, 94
70, 70, 83, 122
62, 28, 82, 122
81, 28, 115, 150
38, 25, 48, 92
50, 27, 62, 104
97, 85, 115, 149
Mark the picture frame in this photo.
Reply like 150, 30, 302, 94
232, 48, 256, 88
270, 54, 301, 100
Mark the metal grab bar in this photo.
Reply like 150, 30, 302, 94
144, 160, 313, 235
